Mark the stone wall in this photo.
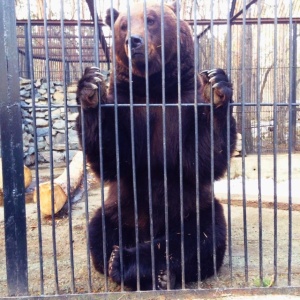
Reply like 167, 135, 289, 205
20, 78, 80, 166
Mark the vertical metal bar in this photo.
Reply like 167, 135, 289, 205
43, 0, 59, 293
175, 0, 185, 289
255, 0, 263, 285
291, 23, 297, 152
98, 70, 108, 293
60, 0, 75, 292
77, 0, 92, 293
241, 0, 249, 284
0, 0, 28, 296
143, 0, 156, 290
160, 0, 170, 290
209, 0, 217, 280
193, 0, 201, 289
93, 0, 99, 64
92, 0, 109, 292
76, 0, 83, 73
272, 0, 278, 286
108, 0, 124, 291
24, 23, 30, 79
226, 0, 233, 286
287, 0, 293, 286
26, 0, 44, 294
126, 1, 140, 291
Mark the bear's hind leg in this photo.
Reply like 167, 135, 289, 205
89, 207, 120, 274
198, 199, 226, 280
108, 237, 179, 290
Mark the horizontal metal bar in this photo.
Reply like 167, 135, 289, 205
16, 17, 300, 27
20, 102, 300, 110
16, 19, 106, 26
3, 286, 300, 300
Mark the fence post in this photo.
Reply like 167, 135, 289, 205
0, 0, 28, 296
24, 23, 31, 79
291, 23, 297, 152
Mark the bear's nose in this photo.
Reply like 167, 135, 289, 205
126, 35, 144, 50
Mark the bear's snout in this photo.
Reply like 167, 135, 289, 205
126, 35, 144, 50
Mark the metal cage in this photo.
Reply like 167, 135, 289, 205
0, 0, 300, 298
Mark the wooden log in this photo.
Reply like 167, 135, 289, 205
0, 159, 32, 190
33, 151, 84, 216
24, 165, 32, 189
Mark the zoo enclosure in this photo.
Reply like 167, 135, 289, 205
1, 0, 300, 298
15, 0, 300, 154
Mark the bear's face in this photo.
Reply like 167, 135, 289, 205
106, 2, 178, 77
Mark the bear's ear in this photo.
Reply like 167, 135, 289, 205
166, 1, 177, 14
105, 8, 119, 28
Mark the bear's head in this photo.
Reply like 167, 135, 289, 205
106, 2, 193, 78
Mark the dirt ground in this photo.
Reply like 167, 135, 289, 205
0, 154, 300, 297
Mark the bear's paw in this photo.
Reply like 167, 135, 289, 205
108, 245, 121, 284
200, 68, 233, 108
77, 66, 106, 109
157, 269, 176, 290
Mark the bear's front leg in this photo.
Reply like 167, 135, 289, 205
76, 66, 107, 109
200, 68, 233, 108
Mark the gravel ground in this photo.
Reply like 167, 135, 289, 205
0, 154, 300, 298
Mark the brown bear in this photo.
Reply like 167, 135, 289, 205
76, 2, 236, 290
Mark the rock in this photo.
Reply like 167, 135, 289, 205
26, 124, 34, 134
22, 109, 31, 118
24, 154, 34, 166
53, 144, 66, 151
37, 88, 47, 95
20, 89, 30, 97
53, 132, 65, 145
68, 150, 79, 160
67, 112, 78, 121
20, 77, 31, 85
53, 91, 65, 103
51, 108, 61, 119
41, 151, 65, 163
38, 141, 47, 150
27, 146, 35, 155
36, 127, 49, 137
68, 129, 78, 144
69, 143, 78, 150
24, 118, 33, 125
35, 112, 46, 118
68, 99, 77, 106
53, 119, 65, 130
55, 85, 64, 92
23, 132, 32, 146
67, 92, 76, 100
34, 79, 42, 88
36, 118, 49, 127
67, 85, 77, 93
53, 81, 63, 86
19, 77, 82, 164
22, 100, 31, 106
40, 82, 48, 90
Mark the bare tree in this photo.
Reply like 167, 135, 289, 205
36, 0, 44, 19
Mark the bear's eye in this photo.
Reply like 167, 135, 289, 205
147, 17, 155, 26
120, 22, 127, 31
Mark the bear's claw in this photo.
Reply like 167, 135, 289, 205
77, 66, 107, 109
157, 269, 176, 290
108, 245, 121, 283
200, 68, 233, 108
